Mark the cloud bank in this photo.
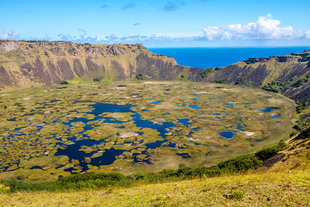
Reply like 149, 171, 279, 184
0, 26, 19, 40
53, 15, 310, 45
202, 14, 303, 40
1, 15, 310, 47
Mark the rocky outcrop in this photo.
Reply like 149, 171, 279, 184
245, 57, 269, 64
0, 40, 19, 54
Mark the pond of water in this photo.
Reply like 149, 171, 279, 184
188, 105, 201, 109
150, 101, 162, 105
53, 102, 180, 171
5, 100, 282, 173
219, 131, 235, 139
259, 107, 280, 112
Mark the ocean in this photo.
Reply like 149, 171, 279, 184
149, 47, 310, 69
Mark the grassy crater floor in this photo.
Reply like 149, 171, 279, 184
0, 81, 296, 180
1, 170, 309, 206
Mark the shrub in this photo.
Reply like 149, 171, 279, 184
262, 80, 282, 93
217, 154, 263, 173
292, 77, 307, 88
159, 169, 178, 177
200, 68, 214, 78
1, 179, 60, 192
293, 120, 308, 132
93, 78, 101, 82
57, 173, 128, 185
255, 141, 286, 161
193, 166, 221, 177
176, 167, 193, 177
135, 74, 143, 80
296, 102, 308, 114
60, 80, 69, 85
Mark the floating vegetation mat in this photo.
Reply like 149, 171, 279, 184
0, 81, 296, 180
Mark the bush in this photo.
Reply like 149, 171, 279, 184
159, 169, 178, 177
200, 68, 214, 78
1, 179, 60, 192
293, 77, 308, 88
60, 81, 69, 85
57, 173, 128, 185
93, 78, 101, 82
176, 167, 193, 177
193, 166, 221, 177
217, 154, 263, 173
293, 120, 308, 132
255, 141, 286, 161
296, 102, 308, 114
262, 80, 283, 93
135, 74, 143, 80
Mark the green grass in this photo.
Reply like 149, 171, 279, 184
1, 169, 309, 206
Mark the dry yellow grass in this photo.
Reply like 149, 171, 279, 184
1, 169, 309, 207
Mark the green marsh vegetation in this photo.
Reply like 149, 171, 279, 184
0, 81, 296, 181
0, 140, 287, 193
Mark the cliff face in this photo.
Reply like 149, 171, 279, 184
0, 40, 191, 88
207, 51, 310, 103
0, 40, 309, 103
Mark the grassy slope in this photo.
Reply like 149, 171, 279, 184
1, 170, 309, 206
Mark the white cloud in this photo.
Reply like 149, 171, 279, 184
0, 26, 19, 40
305, 30, 310, 39
203, 15, 296, 40
5, 14, 309, 47
52, 33, 186, 44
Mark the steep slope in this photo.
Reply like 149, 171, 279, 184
1, 170, 309, 206
261, 126, 310, 171
0, 40, 192, 88
207, 50, 310, 103
1, 40, 309, 104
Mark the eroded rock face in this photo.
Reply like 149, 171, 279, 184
0, 40, 309, 104
0, 40, 19, 54
275, 55, 301, 62
245, 57, 269, 64
0, 66, 13, 86
50, 47, 65, 56
0, 41, 191, 88
209, 50, 310, 103
68, 47, 79, 56
107, 45, 124, 56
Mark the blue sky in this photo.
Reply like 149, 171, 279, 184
1, 0, 310, 47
